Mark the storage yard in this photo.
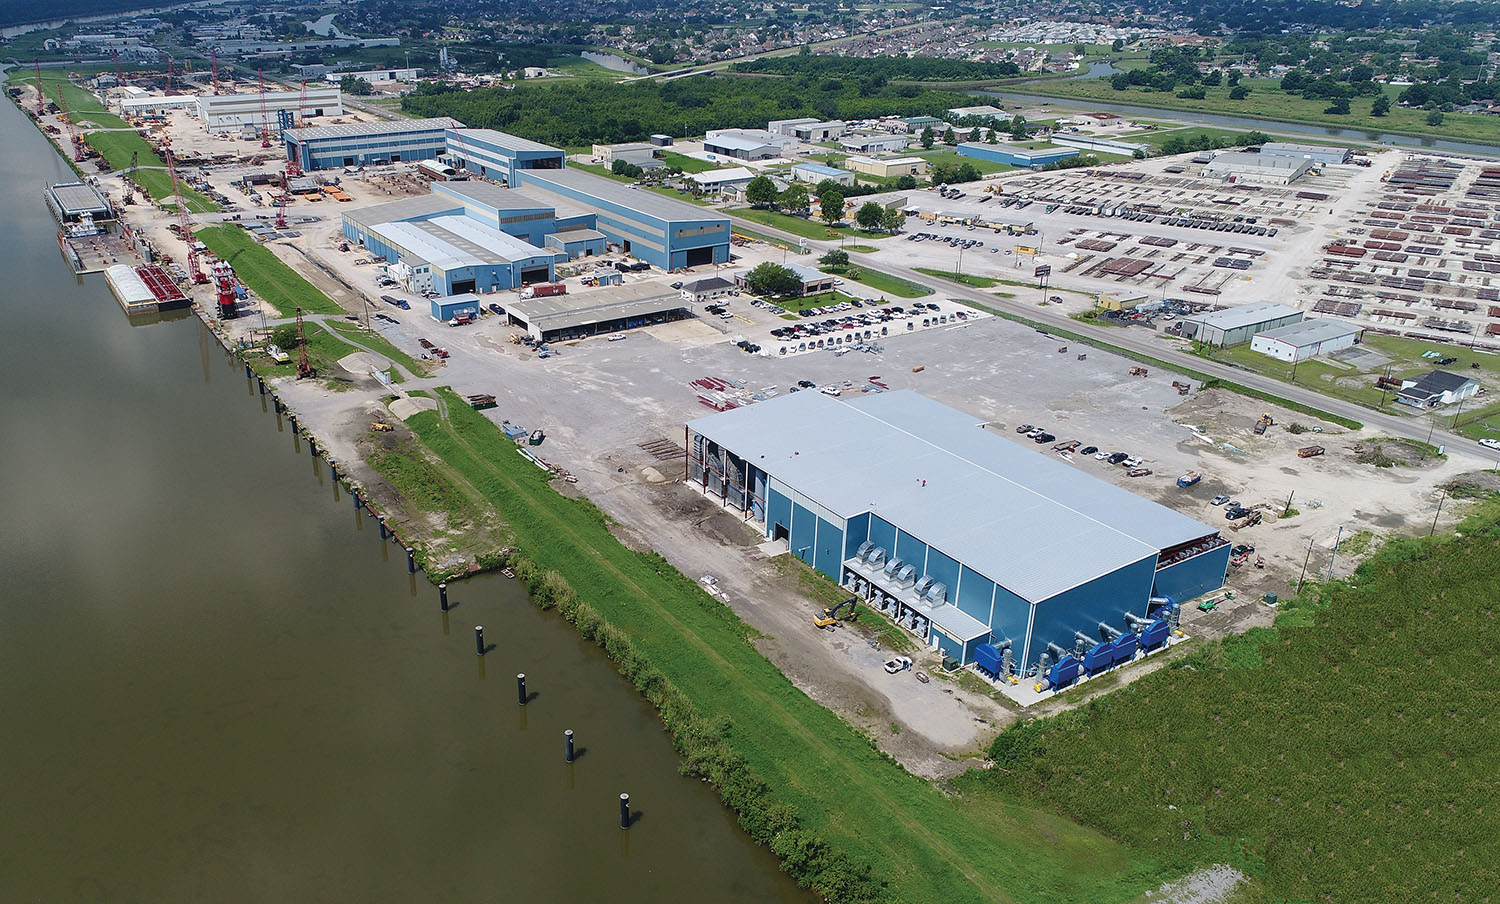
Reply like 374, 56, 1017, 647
20, 71, 1497, 771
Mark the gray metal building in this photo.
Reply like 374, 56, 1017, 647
1176, 301, 1304, 347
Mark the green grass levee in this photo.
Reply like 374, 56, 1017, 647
197, 225, 345, 317
398, 387, 1168, 903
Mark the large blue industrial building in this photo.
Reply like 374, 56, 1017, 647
284, 118, 466, 171
956, 142, 1078, 168
687, 391, 1229, 675
340, 127, 732, 280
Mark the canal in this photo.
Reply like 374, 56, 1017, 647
0, 97, 804, 902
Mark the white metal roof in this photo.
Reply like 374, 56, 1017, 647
426, 215, 551, 263
689, 167, 756, 185
689, 391, 1219, 602
1253, 318, 1360, 347
373, 220, 481, 270
1181, 301, 1302, 332
104, 264, 153, 304
703, 134, 779, 153
287, 117, 463, 142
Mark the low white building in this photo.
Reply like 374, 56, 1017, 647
767, 118, 846, 141
1201, 151, 1312, 185
1396, 371, 1481, 409
840, 133, 910, 155
195, 87, 343, 133
324, 67, 422, 85
687, 167, 757, 194
1249, 318, 1362, 362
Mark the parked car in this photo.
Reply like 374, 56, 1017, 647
1106, 452, 1129, 464
1479, 439, 1500, 451
1122, 457, 1142, 468
1095, 449, 1111, 460
1210, 494, 1231, 506
883, 656, 913, 674
1033, 433, 1056, 444
1016, 424, 1034, 434
1079, 445, 1098, 456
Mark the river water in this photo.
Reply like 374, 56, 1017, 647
581, 51, 650, 75
0, 98, 803, 902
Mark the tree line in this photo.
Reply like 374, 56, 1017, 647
402, 74, 974, 145
731, 54, 1021, 83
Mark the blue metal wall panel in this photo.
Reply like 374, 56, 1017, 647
747, 466, 767, 524
924, 547, 960, 598
790, 502, 816, 566
868, 514, 897, 556
931, 628, 960, 661
1152, 546, 1230, 603
991, 584, 1031, 654
895, 529, 928, 573
1029, 555, 1157, 664
813, 517, 844, 580
955, 564, 994, 624
843, 513, 870, 558
767, 487, 792, 540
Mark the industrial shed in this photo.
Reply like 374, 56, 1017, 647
687, 391, 1229, 671
1201, 151, 1312, 185
195, 87, 342, 133
1176, 301, 1303, 347
1260, 142, 1351, 166
1250, 318, 1362, 362
956, 142, 1078, 168
504, 283, 688, 341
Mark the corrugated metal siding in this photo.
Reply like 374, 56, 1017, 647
1152, 545, 1231, 602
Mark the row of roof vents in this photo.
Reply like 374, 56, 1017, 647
855, 541, 948, 604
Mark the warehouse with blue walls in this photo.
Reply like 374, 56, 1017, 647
687, 391, 1229, 678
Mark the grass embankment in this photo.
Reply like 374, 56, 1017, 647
820, 264, 932, 299
1024, 76, 1500, 149
196, 225, 345, 317
976, 496, 1500, 902
913, 150, 1014, 175
955, 300, 1365, 430
1195, 332, 1500, 433
324, 320, 432, 379
392, 387, 1168, 903
247, 323, 359, 381
913, 266, 999, 289
657, 150, 721, 173
733, 207, 889, 242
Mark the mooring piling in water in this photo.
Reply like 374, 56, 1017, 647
517, 673, 527, 705
406, 548, 416, 573
475, 625, 485, 656
439, 583, 448, 612
379, 520, 389, 540
619, 793, 631, 829
565, 730, 575, 764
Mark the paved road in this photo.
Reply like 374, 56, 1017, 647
724, 210, 1492, 463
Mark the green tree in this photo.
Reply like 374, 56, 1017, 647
880, 206, 904, 234
745, 174, 778, 208
1111, 38, 1124, 52
919, 126, 934, 149
1009, 115, 1028, 141
893, 174, 917, 190
1427, 110, 1445, 126
611, 160, 644, 178
1371, 94, 1391, 117
819, 248, 849, 268
941, 126, 955, 145
855, 201, 884, 230
1324, 97, 1351, 115
779, 182, 809, 213
1202, 69, 1223, 87
1228, 85, 1251, 100
818, 186, 845, 225
986, 128, 999, 144
339, 75, 374, 95
744, 262, 802, 296
270, 325, 300, 351
1227, 70, 1241, 87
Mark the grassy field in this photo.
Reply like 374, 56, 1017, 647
820, 264, 932, 299
1195, 333, 1500, 431
975, 497, 1500, 901
732, 207, 889, 241
1025, 77, 1500, 149
323, 320, 433, 379
913, 266, 1000, 289
657, 151, 720, 173
914, 150, 1014, 175
388, 387, 1171, 903
197, 225, 345, 317
78, 121, 217, 212
251, 323, 359, 380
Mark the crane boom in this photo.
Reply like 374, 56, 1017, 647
257, 68, 271, 148
164, 144, 206, 284
32, 58, 45, 115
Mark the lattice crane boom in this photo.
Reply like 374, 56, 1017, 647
164, 144, 206, 284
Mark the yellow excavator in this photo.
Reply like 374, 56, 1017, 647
813, 597, 858, 629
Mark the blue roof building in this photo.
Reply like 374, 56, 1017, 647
283, 118, 464, 171
956, 142, 1078, 168
444, 127, 567, 185
687, 391, 1228, 672
791, 162, 854, 186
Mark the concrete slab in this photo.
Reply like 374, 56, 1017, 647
390, 397, 437, 420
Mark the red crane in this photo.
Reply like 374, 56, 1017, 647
211, 48, 220, 94
257, 68, 271, 148
165, 55, 173, 93
295, 307, 316, 379
212, 260, 238, 319
164, 144, 207, 284
53, 80, 84, 162
283, 80, 307, 179
32, 58, 45, 115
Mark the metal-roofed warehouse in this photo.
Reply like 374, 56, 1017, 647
687, 391, 1229, 671
505, 282, 689, 341
1175, 301, 1303, 347
284, 117, 465, 171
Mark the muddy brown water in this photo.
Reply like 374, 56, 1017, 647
0, 96, 804, 903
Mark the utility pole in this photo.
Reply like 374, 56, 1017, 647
1296, 537, 1315, 593
1328, 525, 1345, 579
1282, 490, 1295, 517
1429, 484, 1449, 537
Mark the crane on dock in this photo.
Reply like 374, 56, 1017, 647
53, 80, 85, 162
295, 307, 316, 379
32, 58, 45, 115
211, 48, 221, 94
256, 68, 271, 148
164, 143, 207, 284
